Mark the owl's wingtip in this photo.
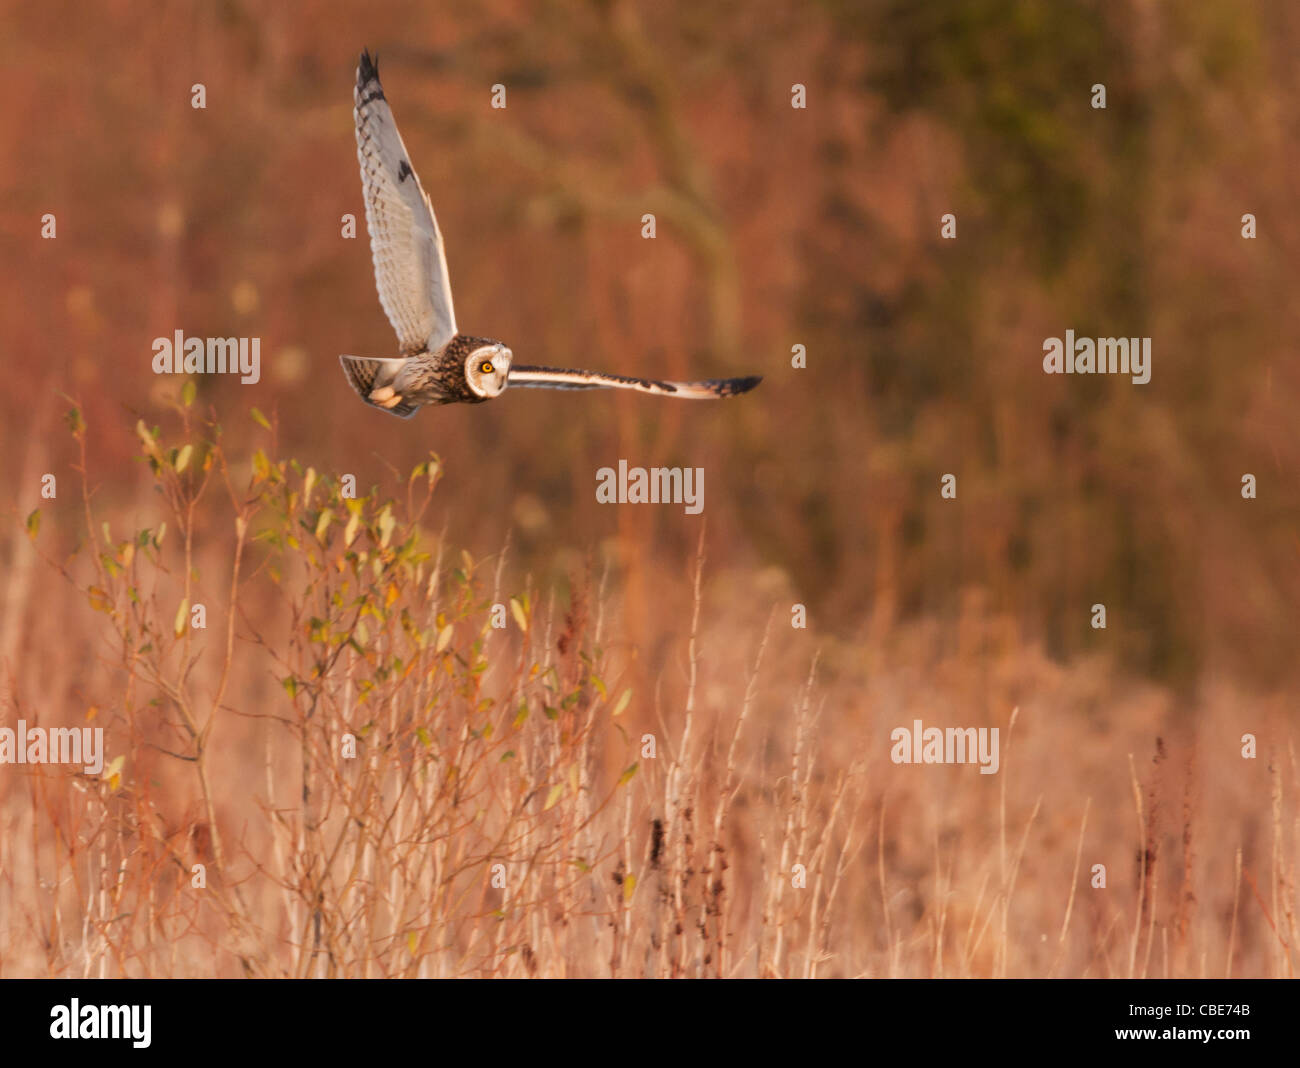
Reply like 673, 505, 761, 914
357, 48, 380, 92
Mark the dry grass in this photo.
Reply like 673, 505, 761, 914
0, 405, 1295, 978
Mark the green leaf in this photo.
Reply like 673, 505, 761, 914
181, 380, 196, 407
281, 676, 300, 698
251, 407, 271, 430
25, 509, 39, 540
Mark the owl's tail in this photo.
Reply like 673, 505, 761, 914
339, 356, 419, 419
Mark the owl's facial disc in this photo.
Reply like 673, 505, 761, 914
465, 344, 512, 398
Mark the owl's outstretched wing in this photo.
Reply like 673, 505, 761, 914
354, 50, 457, 356
508, 365, 761, 398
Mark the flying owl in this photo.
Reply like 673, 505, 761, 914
340, 50, 762, 418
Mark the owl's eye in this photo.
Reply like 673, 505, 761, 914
480, 361, 494, 374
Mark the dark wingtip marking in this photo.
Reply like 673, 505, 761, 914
357, 49, 384, 102
358, 49, 378, 84
720, 375, 762, 396
397, 159, 412, 182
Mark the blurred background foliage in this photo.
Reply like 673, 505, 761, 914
2, 0, 1297, 693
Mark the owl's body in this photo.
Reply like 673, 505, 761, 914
341, 50, 760, 419
342, 335, 508, 417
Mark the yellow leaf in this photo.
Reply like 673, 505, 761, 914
435, 623, 454, 653
134, 419, 162, 460
174, 598, 189, 637
303, 466, 317, 503
618, 762, 638, 786
612, 689, 632, 716
623, 873, 637, 902
407, 931, 418, 956
378, 507, 396, 547
344, 512, 360, 547
544, 783, 564, 811
509, 596, 528, 633
385, 582, 399, 609
174, 444, 193, 473
314, 508, 333, 541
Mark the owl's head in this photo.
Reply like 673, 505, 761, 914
464, 343, 513, 398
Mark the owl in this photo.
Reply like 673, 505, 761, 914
340, 50, 761, 419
